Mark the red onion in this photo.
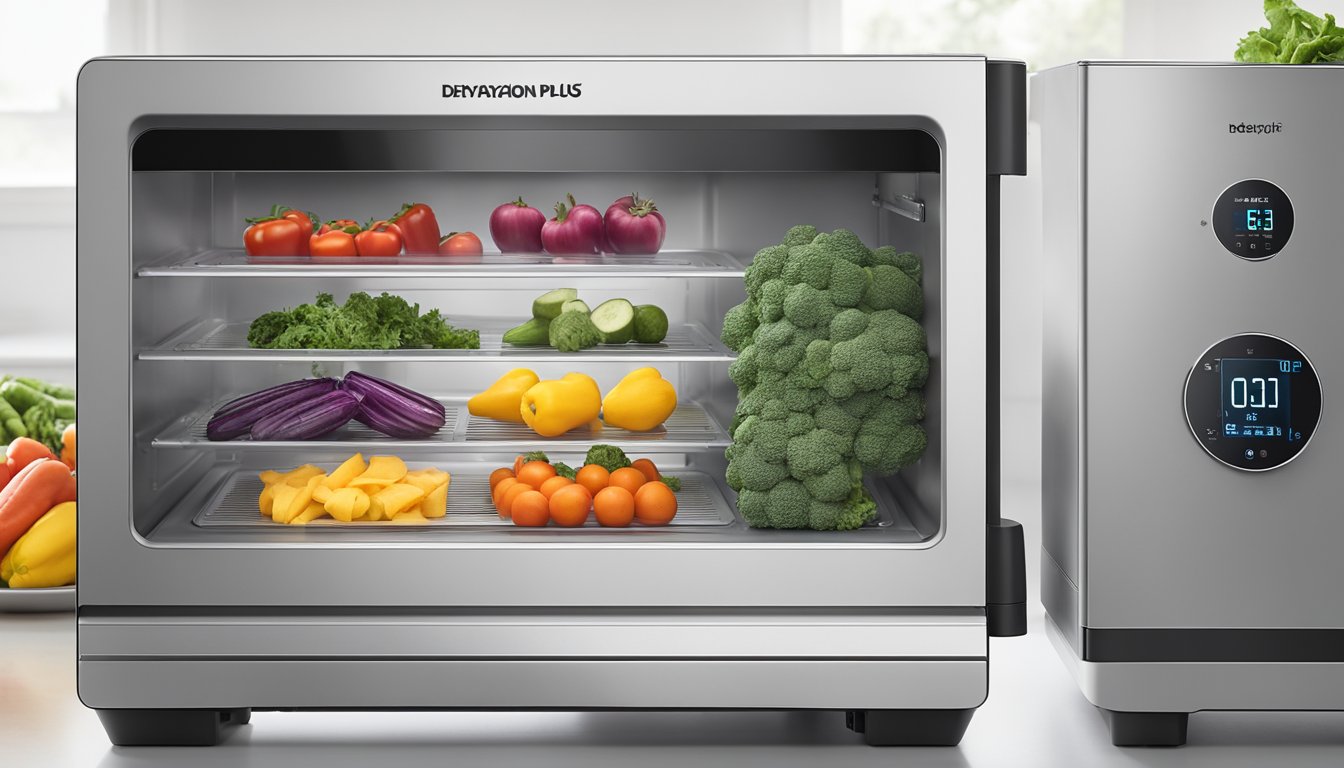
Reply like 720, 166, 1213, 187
565, 193, 609, 253
604, 193, 666, 254
541, 199, 604, 255
488, 197, 546, 253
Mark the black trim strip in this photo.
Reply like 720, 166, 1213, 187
1084, 628, 1344, 663
132, 126, 940, 173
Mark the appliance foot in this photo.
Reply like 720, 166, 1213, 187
845, 708, 976, 746
1099, 708, 1188, 747
96, 707, 251, 746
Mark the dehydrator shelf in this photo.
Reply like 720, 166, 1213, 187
154, 398, 731, 452
138, 318, 735, 362
193, 467, 737, 529
136, 248, 748, 278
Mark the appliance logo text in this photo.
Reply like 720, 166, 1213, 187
442, 83, 582, 99
1228, 122, 1282, 134
1236, 197, 1271, 203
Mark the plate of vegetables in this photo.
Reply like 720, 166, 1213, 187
0, 376, 78, 613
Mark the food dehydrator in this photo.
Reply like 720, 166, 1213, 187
1036, 60, 1344, 746
76, 56, 1025, 746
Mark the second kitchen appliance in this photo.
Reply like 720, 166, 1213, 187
1037, 61, 1344, 746
77, 56, 1026, 747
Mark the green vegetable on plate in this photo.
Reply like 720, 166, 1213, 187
246, 292, 480, 350
547, 311, 602, 353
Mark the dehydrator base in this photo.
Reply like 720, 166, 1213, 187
96, 707, 252, 747
845, 708, 976, 746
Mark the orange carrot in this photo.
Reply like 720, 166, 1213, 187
0, 458, 78, 558
5, 437, 56, 477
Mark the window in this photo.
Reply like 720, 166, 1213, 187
0, 0, 110, 186
841, 0, 1123, 70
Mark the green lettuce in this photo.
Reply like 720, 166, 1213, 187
247, 292, 480, 350
1236, 0, 1344, 63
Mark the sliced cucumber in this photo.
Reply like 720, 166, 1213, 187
532, 288, 579, 320
590, 298, 635, 344
561, 299, 591, 314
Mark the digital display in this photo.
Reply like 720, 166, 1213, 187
1219, 358, 1297, 440
1212, 179, 1294, 260
1185, 333, 1321, 471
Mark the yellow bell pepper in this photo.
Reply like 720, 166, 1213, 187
1, 501, 76, 588
601, 367, 677, 431
520, 373, 601, 437
468, 368, 539, 423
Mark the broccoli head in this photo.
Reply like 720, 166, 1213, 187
723, 226, 929, 531
583, 444, 631, 472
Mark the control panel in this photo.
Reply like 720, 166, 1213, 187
1184, 333, 1321, 471
1212, 179, 1294, 260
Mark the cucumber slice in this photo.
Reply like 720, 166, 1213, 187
589, 298, 635, 344
561, 299, 591, 314
532, 288, 579, 320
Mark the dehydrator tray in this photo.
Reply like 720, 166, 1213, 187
153, 398, 730, 453
137, 248, 749, 279
138, 318, 734, 363
192, 468, 736, 529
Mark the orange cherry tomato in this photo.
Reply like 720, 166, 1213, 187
575, 464, 610, 496
516, 460, 557, 489
492, 477, 520, 509
630, 458, 661, 484
498, 483, 531, 518
634, 481, 678, 526
538, 475, 574, 499
489, 468, 515, 490
439, 231, 484, 256
513, 455, 526, 476
549, 484, 592, 527
511, 490, 550, 527
593, 486, 635, 527
608, 467, 647, 497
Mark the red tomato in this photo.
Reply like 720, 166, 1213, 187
243, 218, 306, 257
354, 222, 403, 257
438, 231, 484, 256
389, 203, 441, 255
310, 228, 357, 257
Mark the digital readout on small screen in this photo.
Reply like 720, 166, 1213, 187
1219, 358, 1299, 440
1212, 179, 1294, 259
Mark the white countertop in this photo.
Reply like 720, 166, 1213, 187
4, 602, 1344, 767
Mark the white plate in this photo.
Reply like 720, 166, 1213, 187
0, 585, 75, 613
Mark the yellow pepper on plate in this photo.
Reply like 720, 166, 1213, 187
468, 368, 539, 423
1, 501, 76, 589
519, 373, 601, 437
601, 367, 677, 431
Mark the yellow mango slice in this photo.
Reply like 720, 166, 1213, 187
419, 479, 449, 519
323, 453, 367, 489
276, 475, 324, 524
311, 485, 333, 504
261, 464, 325, 514
368, 483, 426, 520
402, 468, 449, 494
324, 487, 370, 523
390, 510, 428, 524
259, 470, 284, 485
290, 502, 328, 525
269, 483, 301, 523
282, 464, 325, 485
348, 456, 408, 488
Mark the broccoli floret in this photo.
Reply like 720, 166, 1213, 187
660, 475, 682, 492
552, 461, 577, 480
548, 310, 602, 352
723, 226, 928, 531
522, 451, 550, 463
721, 300, 759, 351
583, 444, 631, 472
